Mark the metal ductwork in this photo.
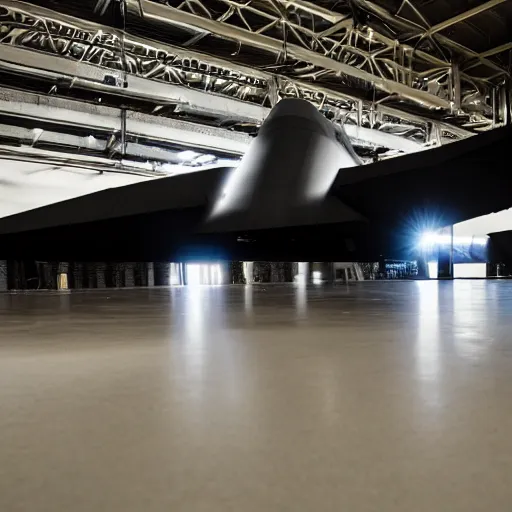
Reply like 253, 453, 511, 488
0, 0, 510, 173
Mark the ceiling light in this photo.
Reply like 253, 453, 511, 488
195, 154, 216, 164
177, 150, 198, 162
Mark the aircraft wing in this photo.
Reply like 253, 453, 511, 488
333, 125, 512, 228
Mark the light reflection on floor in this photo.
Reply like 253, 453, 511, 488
453, 280, 492, 360
415, 281, 441, 409
1, 281, 511, 511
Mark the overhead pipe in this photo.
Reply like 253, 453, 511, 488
136, 0, 451, 110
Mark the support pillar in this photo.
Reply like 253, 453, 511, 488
416, 258, 428, 279
254, 262, 270, 283
73, 263, 84, 289
270, 262, 284, 283
147, 262, 155, 287
378, 257, 386, 279
0, 260, 7, 291
96, 262, 107, 289
243, 262, 254, 284
320, 262, 335, 283
41, 263, 53, 289
295, 262, 308, 283
134, 263, 146, 287
155, 262, 170, 286
308, 262, 336, 283
438, 226, 454, 279
308, 262, 316, 283
230, 261, 246, 284
284, 262, 294, 282
181, 263, 188, 286
169, 263, 181, 285
219, 262, 231, 285
112, 263, 124, 287
10, 261, 26, 290
291, 262, 299, 281
57, 262, 69, 290
124, 263, 135, 288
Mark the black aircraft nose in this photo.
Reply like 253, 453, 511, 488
204, 99, 361, 233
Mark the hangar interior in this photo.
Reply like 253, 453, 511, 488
1, 3, 512, 512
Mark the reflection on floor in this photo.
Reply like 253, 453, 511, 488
1, 281, 511, 511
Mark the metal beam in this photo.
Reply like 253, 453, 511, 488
344, 125, 422, 153
0, 143, 237, 177
0, 0, 493, 131
355, 0, 510, 77
206, 0, 452, 71
0, 2, 477, 143
463, 42, 512, 72
134, 0, 501, 120
126, 112, 251, 154
138, 0, 451, 109
0, 36, 468, 143
0, 46, 474, 140
283, 77, 473, 140
277, 0, 348, 24
426, 0, 508, 37
0, 44, 268, 124
0, 88, 121, 131
479, 41, 512, 60
0, 87, 252, 155
0, 86, 434, 155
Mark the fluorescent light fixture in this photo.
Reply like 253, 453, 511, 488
195, 154, 216, 164
177, 150, 198, 162
159, 163, 176, 174
120, 159, 153, 171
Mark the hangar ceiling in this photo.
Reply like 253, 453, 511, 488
0, 0, 510, 173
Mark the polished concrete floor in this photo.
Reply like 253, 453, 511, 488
1, 281, 511, 511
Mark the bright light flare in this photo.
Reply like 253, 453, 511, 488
419, 231, 439, 249
312, 271, 323, 284
419, 231, 488, 250
186, 263, 223, 286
